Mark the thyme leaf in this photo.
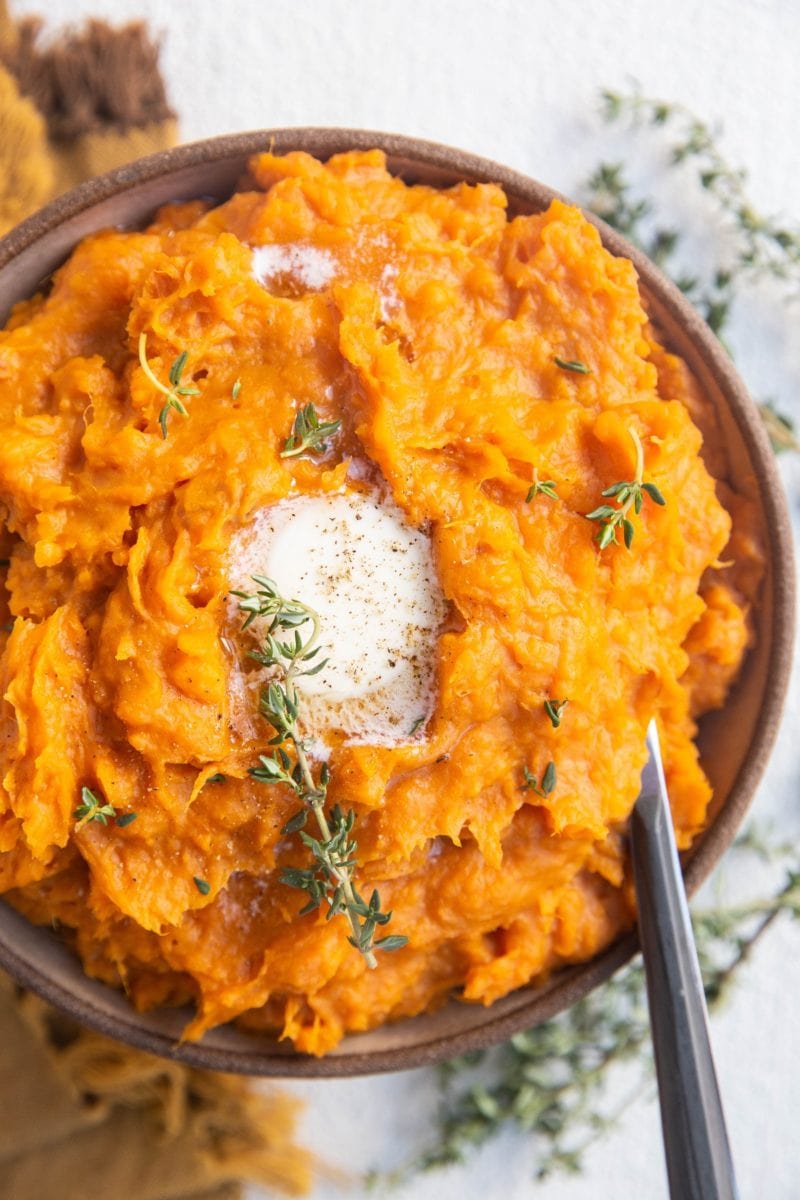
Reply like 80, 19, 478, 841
543, 698, 569, 729
554, 356, 591, 374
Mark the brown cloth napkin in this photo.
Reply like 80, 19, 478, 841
0, 7, 315, 1197
0, 0, 177, 233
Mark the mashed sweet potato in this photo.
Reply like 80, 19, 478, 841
0, 149, 758, 1055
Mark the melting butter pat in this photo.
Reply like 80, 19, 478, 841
228, 491, 446, 744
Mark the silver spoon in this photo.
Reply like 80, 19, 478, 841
630, 720, 740, 1200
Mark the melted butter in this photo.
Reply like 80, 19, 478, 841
228, 490, 446, 745
251, 243, 336, 293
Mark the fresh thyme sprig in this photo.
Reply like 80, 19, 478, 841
137, 332, 200, 439
382, 962, 650, 1184
73, 786, 137, 830
583, 89, 800, 451
280, 402, 341, 459
372, 835, 800, 1185
599, 88, 800, 294
234, 575, 407, 967
586, 427, 666, 549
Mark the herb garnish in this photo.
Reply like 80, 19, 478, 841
586, 427, 666, 549
522, 761, 556, 798
584, 89, 800, 453
755, 401, 800, 455
73, 786, 136, 830
554, 356, 591, 374
599, 88, 800, 298
379, 832, 800, 1186
234, 575, 407, 967
193, 876, 211, 895
525, 472, 559, 503
280, 402, 341, 459
543, 699, 569, 729
73, 786, 116, 827
137, 332, 200, 439
231, 378, 242, 401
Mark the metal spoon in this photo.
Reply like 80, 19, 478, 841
630, 720, 740, 1200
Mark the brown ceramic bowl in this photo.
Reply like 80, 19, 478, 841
0, 131, 793, 1077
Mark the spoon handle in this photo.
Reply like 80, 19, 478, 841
631, 722, 740, 1200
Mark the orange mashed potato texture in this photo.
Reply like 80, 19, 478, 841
0, 150, 756, 1055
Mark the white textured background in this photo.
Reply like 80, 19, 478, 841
12, 2, 800, 1197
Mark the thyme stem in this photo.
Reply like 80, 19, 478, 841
235, 576, 406, 966
138, 332, 199, 438
282, 607, 380, 968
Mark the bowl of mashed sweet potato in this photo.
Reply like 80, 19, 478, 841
0, 131, 792, 1077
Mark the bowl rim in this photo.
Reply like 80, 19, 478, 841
0, 128, 794, 1077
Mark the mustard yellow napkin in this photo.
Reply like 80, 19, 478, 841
0, 971, 314, 1199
